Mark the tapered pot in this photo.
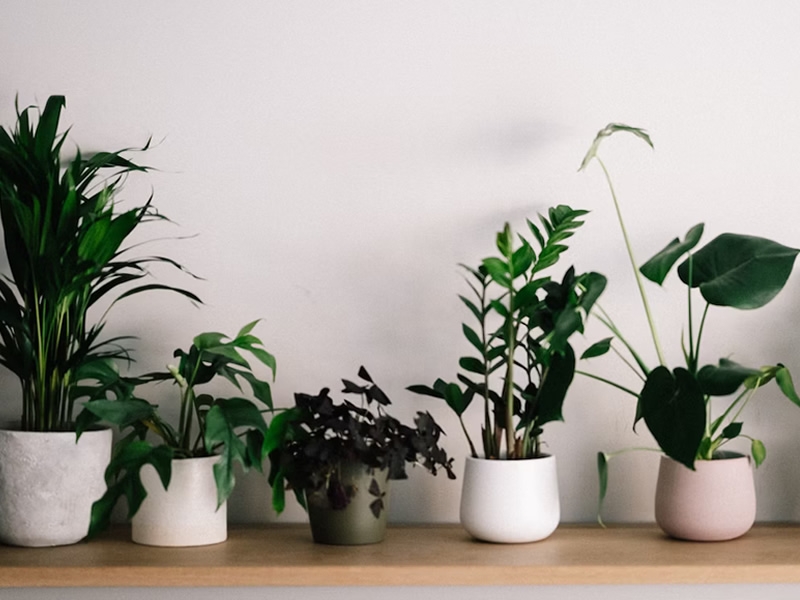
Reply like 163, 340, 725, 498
655, 453, 755, 541
306, 462, 390, 545
0, 426, 112, 547
460, 454, 560, 543
132, 455, 226, 547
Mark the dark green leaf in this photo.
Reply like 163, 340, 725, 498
678, 234, 799, 309
640, 224, 704, 285
581, 338, 613, 360
697, 359, 761, 396
459, 356, 485, 375
537, 344, 576, 426
721, 422, 742, 439
640, 367, 706, 469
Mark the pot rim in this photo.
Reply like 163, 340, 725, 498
466, 453, 554, 462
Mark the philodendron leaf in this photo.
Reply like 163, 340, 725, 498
596, 452, 610, 526
640, 223, 704, 285
721, 422, 743, 439
205, 397, 269, 506
640, 367, 706, 469
776, 366, 800, 408
678, 234, 799, 309
697, 359, 761, 396
578, 123, 653, 172
581, 337, 613, 360
751, 439, 766, 467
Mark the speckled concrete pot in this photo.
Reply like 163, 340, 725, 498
460, 454, 560, 543
132, 455, 227, 547
0, 426, 112, 547
655, 453, 755, 541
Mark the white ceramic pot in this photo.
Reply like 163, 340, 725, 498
460, 454, 560, 543
0, 426, 112, 547
655, 453, 756, 541
132, 455, 227, 547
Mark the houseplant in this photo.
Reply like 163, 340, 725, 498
0, 95, 198, 546
579, 123, 800, 540
267, 366, 455, 545
409, 206, 606, 542
80, 320, 275, 546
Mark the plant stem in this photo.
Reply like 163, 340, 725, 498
596, 157, 666, 367
575, 370, 640, 398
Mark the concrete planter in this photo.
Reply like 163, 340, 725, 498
132, 455, 227, 547
460, 454, 560, 543
0, 426, 112, 547
306, 462, 390, 545
655, 453, 755, 541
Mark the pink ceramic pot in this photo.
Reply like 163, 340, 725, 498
655, 453, 755, 542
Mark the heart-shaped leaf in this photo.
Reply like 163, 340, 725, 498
640, 366, 706, 469
678, 234, 799, 309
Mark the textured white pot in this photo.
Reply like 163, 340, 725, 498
0, 426, 112, 547
655, 453, 755, 541
460, 454, 560, 543
132, 455, 227, 547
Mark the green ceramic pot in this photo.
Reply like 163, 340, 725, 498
306, 461, 390, 545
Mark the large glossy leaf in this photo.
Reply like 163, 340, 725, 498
697, 359, 761, 396
678, 234, 799, 309
640, 367, 706, 469
640, 223, 704, 285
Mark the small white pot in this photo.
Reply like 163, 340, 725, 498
132, 455, 227, 547
460, 454, 560, 543
0, 427, 112, 547
655, 454, 755, 541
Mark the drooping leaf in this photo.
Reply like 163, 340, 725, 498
578, 123, 653, 172
678, 234, 799, 309
697, 359, 761, 396
776, 366, 800, 408
640, 223, 704, 285
536, 344, 576, 426
751, 439, 766, 467
640, 367, 706, 469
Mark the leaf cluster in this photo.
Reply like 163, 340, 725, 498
409, 206, 606, 459
0, 95, 199, 432
267, 367, 455, 515
580, 124, 800, 519
79, 320, 276, 537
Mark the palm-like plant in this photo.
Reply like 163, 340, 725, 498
0, 95, 198, 432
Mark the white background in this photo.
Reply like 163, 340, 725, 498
3, 1, 800, 595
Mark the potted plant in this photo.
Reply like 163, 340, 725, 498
267, 366, 455, 545
80, 320, 275, 547
408, 206, 607, 543
0, 96, 198, 547
579, 123, 800, 541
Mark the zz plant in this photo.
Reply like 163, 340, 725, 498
409, 206, 606, 459
79, 321, 276, 536
0, 95, 198, 432
578, 124, 800, 517
267, 367, 455, 517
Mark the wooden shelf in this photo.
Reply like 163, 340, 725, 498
2, 524, 800, 587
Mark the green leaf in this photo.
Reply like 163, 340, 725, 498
443, 382, 473, 416
83, 398, 156, 428
406, 383, 445, 400
640, 367, 706, 469
776, 366, 800, 408
697, 359, 761, 396
510, 242, 535, 278
577, 271, 607, 315
678, 234, 799, 309
751, 439, 766, 467
581, 338, 613, 360
721, 422, 743, 439
640, 224, 704, 285
578, 123, 653, 172
459, 356, 485, 375
483, 257, 511, 288
537, 344, 576, 426
205, 398, 268, 506
462, 324, 483, 353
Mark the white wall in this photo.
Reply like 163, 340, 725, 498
3, 0, 800, 531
